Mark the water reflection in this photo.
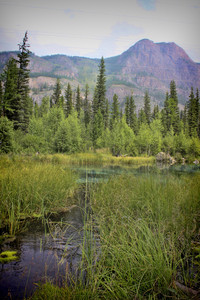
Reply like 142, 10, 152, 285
0, 206, 84, 299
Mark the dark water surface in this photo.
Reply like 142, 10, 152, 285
0, 163, 200, 299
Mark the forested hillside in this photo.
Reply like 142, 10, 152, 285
0, 33, 200, 160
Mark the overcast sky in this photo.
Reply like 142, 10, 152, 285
0, 0, 200, 62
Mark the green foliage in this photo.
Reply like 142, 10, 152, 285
0, 116, 14, 153
110, 118, 136, 156
55, 110, 82, 153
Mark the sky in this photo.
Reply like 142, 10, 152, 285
0, 0, 200, 62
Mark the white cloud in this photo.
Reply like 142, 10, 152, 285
0, 0, 200, 61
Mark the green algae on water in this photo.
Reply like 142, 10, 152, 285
0, 250, 19, 263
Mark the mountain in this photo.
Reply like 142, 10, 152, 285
0, 39, 199, 108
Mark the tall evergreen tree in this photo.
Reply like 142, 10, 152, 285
125, 96, 130, 126
52, 78, 62, 106
104, 98, 110, 129
129, 95, 138, 134
0, 80, 3, 116
3, 58, 19, 123
17, 31, 32, 130
144, 91, 151, 125
187, 87, 198, 136
110, 93, 120, 128
169, 80, 180, 134
83, 84, 91, 127
152, 105, 159, 120
65, 83, 73, 117
96, 57, 106, 122
75, 85, 82, 117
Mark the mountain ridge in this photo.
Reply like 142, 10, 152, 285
0, 39, 199, 108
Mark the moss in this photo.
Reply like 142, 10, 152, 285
0, 250, 19, 263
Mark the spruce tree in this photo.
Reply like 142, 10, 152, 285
3, 58, 19, 124
65, 83, 73, 117
169, 80, 180, 134
187, 87, 198, 136
17, 31, 32, 131
0, 80, 3, 116
96, 57, 106, 122
125, 96, 130, 126
83, 84, 91, 127
110, 93, 119, 128
152, 105, 159, 120
129, 95, 138, 134
144, 91, 151, 125
52, 78, 62, 106
75, 85, 81, 117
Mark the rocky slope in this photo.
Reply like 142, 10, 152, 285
0, 39, 199, 108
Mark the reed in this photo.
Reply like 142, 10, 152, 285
30, 173, 200, 299
89, 173, 200, 298
0, 156, 78, 235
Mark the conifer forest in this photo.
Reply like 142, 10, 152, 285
0, 32, 200, 160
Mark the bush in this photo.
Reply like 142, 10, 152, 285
0, 116, 14, 153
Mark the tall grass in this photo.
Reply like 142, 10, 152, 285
32, 153, 156, 166
88, 174, 200, 298
30, 173, 200, 299
0, 155, 78, 235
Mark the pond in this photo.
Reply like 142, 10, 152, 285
0, 163, 200, 299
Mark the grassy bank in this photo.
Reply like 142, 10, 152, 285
33, 152, 156, 166
31, 173, 200, 299
0, 155, 78, 235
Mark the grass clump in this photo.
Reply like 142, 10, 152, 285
0, 155, 78, 235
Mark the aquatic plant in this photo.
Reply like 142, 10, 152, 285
0, 250, 19, 263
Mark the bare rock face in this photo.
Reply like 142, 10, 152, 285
0, 39, 199, 106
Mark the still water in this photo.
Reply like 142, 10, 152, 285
0, 163, 200, 299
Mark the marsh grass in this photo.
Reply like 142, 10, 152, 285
0, 155, 78, 235
32, 152, 155, 166
29, 172, 200, 299
88, 173, 200, 298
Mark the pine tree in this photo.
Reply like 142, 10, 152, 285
110, 93, 119, 128
187, 87, 198, 136
169, 80, 180, 134
92, 87, 98, 119
83, 84, 91, 127
0, 80, 3, 116
17, 31, 32, 131
152, 105, 159, 120
65, 83, 73, 117
104, 98, 110, 129
75, 85, 82, 117
3, 58, 19, 124
96, 57, 106, 122
129, 95, 138, 134
138, 108, 147, 128
52, 78, 62, 106
144, 91, 151, 124
125, 96, 130, 126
